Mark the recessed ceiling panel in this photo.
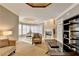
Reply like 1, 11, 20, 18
27, 3, 51, 8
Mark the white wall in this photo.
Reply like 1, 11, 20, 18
0, 5, 19, 40
56, 19, 63, 43
56, 19, 63, 52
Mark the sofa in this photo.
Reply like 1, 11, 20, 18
0, 39, 16, 56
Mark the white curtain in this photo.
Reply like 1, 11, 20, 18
19, 24, 43, 35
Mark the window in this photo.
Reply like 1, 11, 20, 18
19, 24, 22, 35
23, 25, 27, 34
31, 25, 43, 34
19, 24, 43, 35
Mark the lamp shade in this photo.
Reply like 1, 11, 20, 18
0, 31, 3, 36
3, 31, 12, 36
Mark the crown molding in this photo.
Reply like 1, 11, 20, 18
56, 3, 78, 20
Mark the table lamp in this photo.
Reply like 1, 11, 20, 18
2, 31, 12, 39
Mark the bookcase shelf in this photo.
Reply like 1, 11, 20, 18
63, 15, 79, 53
71, 31, 79, 32
70, 22, 79, 25
71, 39, 79, 40
64, 22, 79, 25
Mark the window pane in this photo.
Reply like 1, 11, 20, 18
23, 25, 27, 34
26, 25, 30, 33
31, 25, 43, 34
19, 24, 22, 35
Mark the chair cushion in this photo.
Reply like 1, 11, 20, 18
34, 38, 40, 40
0, 39, 9, 48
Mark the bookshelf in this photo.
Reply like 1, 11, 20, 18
63, 15, 79, 52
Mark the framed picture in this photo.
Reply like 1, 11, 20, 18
45, 31, 52, 36
45, 31, 52, 39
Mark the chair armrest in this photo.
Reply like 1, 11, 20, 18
9, 40, 16, 46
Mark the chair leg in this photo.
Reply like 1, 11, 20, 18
45, 51, 48, 54
13, 51, 15, 53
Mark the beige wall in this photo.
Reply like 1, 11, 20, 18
0, 5, 19, 40
44, 19, 56, 39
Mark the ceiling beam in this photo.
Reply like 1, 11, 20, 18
56, 3, 78, 20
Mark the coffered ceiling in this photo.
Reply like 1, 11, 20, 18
0, 3, 77, 24
26, 3, 51, 8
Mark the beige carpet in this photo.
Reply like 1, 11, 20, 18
14, 41, 48, 56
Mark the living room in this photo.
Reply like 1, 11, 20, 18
0, 3, 79, 56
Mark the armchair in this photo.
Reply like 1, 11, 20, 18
32, 33, 42, 44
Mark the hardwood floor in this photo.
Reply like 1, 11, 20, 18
15, 41, 48, 56
11, 40, 79, 56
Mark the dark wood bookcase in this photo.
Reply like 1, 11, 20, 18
63, 15, 79, 53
